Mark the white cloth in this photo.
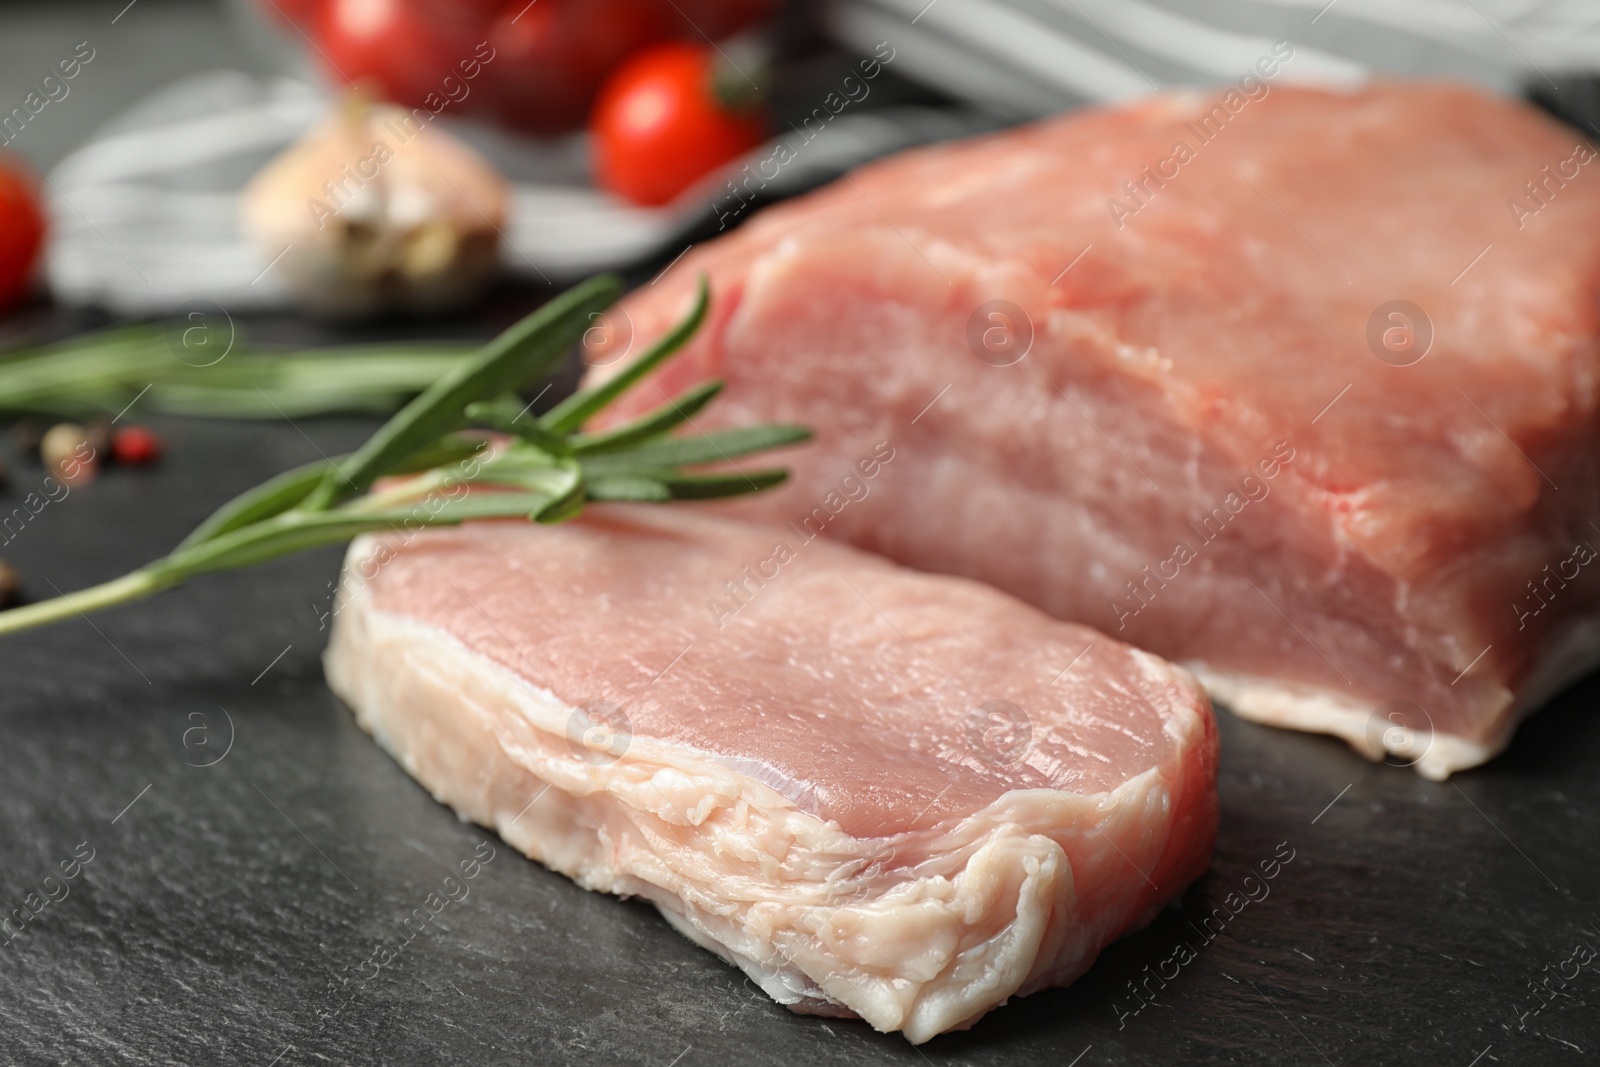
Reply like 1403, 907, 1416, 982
829, 0, 1585, 117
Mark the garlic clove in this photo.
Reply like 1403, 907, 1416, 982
242, 93, 510, 318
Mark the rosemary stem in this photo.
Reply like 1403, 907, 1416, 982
0, 567, 177, 636
346, 472, 452, 513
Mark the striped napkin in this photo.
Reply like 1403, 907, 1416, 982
829, 0, 1592, 116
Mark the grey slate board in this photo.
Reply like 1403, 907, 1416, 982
0, 402, 1596, 1067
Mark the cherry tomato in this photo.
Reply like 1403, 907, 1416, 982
311, 0, 778, 135
591, 42, 767, 206
316, 0, 479, 109
486, 0, 669, 134
409, 0, 503, 18
0, 157, 44, 313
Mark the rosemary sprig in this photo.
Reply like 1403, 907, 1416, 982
0, 327, 479, 420
0, 273, 809, 637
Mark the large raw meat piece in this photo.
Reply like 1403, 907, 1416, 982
324, 509, 1217, 1043
594, 82, 1600, 778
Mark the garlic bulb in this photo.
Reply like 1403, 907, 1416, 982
242, 94, 509, 318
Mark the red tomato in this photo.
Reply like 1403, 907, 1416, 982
315, 0, 480, 109
486, 0, 669, 134
571, 0, 675, 82
409, 0, 502, 18
0, 158, 44, 313
312, 0, 777, 135
485, 2, 603, 133
591, 42, 767, 206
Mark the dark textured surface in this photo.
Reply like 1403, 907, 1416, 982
0, 407, 1597, 1067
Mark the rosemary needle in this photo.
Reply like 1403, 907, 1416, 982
0, 273, 809, 637
0, 328, 479, 420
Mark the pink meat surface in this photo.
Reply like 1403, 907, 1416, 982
324, 508, 1217, 1042
592, 81, 1600, 778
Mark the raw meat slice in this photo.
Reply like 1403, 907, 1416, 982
324, 508, 1217, 1043
591, 81, 1600, 779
